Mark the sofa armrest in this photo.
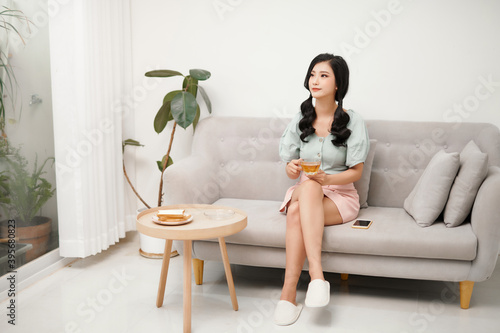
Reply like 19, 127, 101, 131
468, 166, 500, 281
162, 155, 220, 205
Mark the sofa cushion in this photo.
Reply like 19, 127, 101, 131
212, 198, 477, 261
354, 139, 377, 208
404, 150, 460, 227
444, 140, 488, 227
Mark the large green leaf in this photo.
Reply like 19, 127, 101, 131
171, 91, 197, 129
189, 69, 211, 81
123, 139, 144, 147
163, 92, 179, 125
122, 139, 144, 153
156, 155, 173, 172
193, 104, 201, 132
163, 90, 182, 104
198, 85, 212, 114
154, 101, 171, 134
145, 70, 183, 78
183, 76, 198, 98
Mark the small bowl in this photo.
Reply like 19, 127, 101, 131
204, 209, 235, 220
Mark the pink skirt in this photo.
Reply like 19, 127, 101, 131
279, 173, 360, 223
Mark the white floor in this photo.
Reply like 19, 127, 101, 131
1, 231, 499, 333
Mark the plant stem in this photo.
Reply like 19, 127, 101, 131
123, 161, 150, 209
157, 121, 177, 207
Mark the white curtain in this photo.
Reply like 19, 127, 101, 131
49, 0, 136, 257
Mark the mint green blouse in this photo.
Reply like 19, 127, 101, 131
279, 109, 370, 174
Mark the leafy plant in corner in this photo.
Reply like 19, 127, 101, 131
1, 150, 55, 227
0, 6, 31, 144
123, 68, 211, 208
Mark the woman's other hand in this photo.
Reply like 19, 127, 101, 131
286, 159, 302, 179
306, 169, 327, 185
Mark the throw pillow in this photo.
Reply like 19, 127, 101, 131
354, 139, 377, 208
443, 141, 488, 227
404, 150, 460, 227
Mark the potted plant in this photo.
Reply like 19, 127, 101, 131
0, 148, 55, 262
123, 68, 211, 258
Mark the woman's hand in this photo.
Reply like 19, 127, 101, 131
286, 159, 302, 179
306, 169, 327, 185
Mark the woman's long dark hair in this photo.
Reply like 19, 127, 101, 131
298, 53, 351, 147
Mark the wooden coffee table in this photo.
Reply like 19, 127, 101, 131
136, 204, 247, 333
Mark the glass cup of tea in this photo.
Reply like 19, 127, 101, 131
300, 158, 321, 175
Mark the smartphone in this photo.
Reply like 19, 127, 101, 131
352, 219, 372, 229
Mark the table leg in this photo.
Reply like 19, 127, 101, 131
218, 237, 238, 311
156, 239, 173, 308
184, 240, 192, 333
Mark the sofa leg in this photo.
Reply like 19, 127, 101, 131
193, 259, 204, 285
341, 274, 349, 281
459, 281, 474, 309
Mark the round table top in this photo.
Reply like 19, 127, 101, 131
136, 204, 247, 240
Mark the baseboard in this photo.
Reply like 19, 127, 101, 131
0, 248, 76, 302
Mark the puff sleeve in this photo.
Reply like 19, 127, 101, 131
345, 111, 370, 168
279, 112, 302, 163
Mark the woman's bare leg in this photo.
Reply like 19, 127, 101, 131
322, 196, 343, 226
280, 181, 344, 303
292, 180, 344, 280
293, 180, 328, 280
280, 201, 307, 304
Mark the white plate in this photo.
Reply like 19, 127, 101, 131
152, 215, 193, 226
204, 209, 235, 220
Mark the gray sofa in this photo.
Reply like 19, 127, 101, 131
164, 116, 500, 309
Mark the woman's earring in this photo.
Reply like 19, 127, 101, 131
312, 97, 316, 107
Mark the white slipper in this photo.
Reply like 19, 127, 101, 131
274, 300, 303, 326
305, 279, 330, 307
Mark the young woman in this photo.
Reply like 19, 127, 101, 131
274, 53, 370, 326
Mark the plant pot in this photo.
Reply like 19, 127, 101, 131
0, 216, 52, 262
137, 207, 178, 259
139, 233, 167, 259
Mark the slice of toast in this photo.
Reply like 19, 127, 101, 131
157, 209, 187, 221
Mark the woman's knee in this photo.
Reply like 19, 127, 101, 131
298, 180, 323, 198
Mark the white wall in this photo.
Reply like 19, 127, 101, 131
130, 0, 500, 207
